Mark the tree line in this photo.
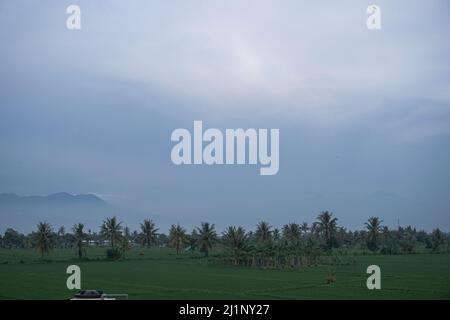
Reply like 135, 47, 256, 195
1, 212, 448, 267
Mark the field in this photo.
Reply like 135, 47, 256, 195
0, 247, 449, 299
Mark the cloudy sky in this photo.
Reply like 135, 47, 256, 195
0, 0, 449, 232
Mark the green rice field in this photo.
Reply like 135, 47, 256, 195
0, 248, 449, 299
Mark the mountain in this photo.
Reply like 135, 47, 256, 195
0, 192, 116, 233
0, 192, 107, 206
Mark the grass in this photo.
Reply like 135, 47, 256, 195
0, 247, 449, 299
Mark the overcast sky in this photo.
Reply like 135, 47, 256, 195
0, 0, 449, 232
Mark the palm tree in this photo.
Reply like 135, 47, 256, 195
169, 224, 187, 254
100, 216, 123, 249
57, 226, 65, 236
273, 228, 281, 242
365, 216, 383, 251
223, 226, 248, 265
254, 221, 273, 267
300, 222, 309, 235
56, 226, 66, 248
196, 222, 217, 257
72, 223, 86, 259
188, 229, 199, 251
120, 237, 132, 258
282, 223, 301, 246
255, 221, 272, 245
124, 226, 131, 240
140, 219, 159, 247
282, 223, 303, 266
381, 226, 390, 245
34, 222, 53, 258
431, 228, 444, 251
314, 211, 338, 250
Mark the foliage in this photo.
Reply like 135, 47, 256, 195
72, 223, 86, 260
33, 222, 53, 258
120, 238, 132, 258
365, 217, 383, 251
313, 211, 338, 250
168, 224, 187, 254
196, 222, 217, 257
100, 216, 123, 249
1, 212, 448, 264
140, 219, 159, 247
106, 247, 122, 260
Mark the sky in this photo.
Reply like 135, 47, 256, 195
0, 0, 449, 233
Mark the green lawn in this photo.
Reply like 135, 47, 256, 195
0, 247, 449, 299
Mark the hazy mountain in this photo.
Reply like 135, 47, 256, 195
0, 192, 107, 206
0, 191, 445, 234
0, 192, 119, 233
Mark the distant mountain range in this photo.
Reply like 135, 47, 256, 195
0, 191, 446, 234
0, 192, 107, 206
0, 193, 118, 233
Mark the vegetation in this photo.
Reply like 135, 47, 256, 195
196, 222, 217, 257
140, 219, 159, 247
313, 211, 338, 250
72, 223, 86, 260
120, 237, 132, 258
365, 217, 383, 251
431, 229, 445, 252
0, 212, 449, 299
169, 224, 188, 254
223, 226, 249, 265
100, 217, 122, 249
33, 222, 53, 259
1, 212, 449, 267
0, 248, 449, 299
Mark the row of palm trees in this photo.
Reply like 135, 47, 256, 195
27, 211, 447, 266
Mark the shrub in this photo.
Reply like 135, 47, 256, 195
325, 271, 336, 284
106, 248, 122, 260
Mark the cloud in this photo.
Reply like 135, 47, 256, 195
1, 0, 448, 132
0, 1, 450, 231
85, 1, 450, 128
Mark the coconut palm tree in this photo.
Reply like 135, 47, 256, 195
431, 228, 444, 251
282, 223, 303, 266
100, 216, 123, 249
169, 224, 187, 254
120, 237, 132, 258
140, 219, 159, 247
124, 226, 131, 240
57, 226, 66, 248
196, 222, 217, 257
223, 226, 248, 265
314, 211, 338, 250
381, 226, 390, 244
188, 229, 199, 251
273, 228, 281, 242
255, 221, 272, 245
365, 216, 383, 251
300, 222, 309, 236
254, 221, 273, 266
282, 223, 301, 246
34, 222, 53, 258
72, 223, 86, 259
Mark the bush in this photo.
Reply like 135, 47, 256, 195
325, 270, 336, 284
106, 248, 122, 260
